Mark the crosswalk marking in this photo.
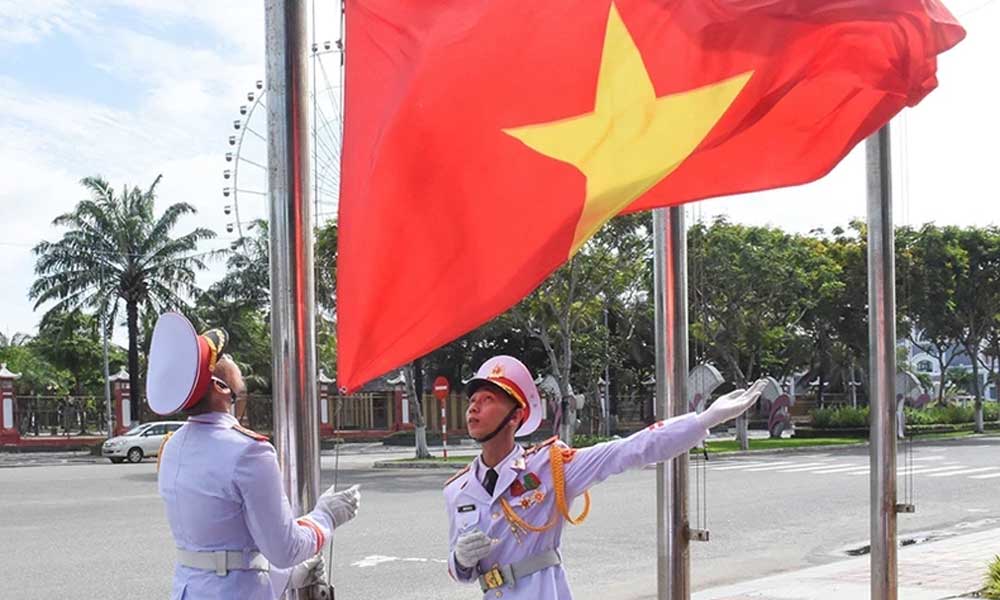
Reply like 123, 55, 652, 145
708, 461, 773, 471
735, 461, 794, 471
810, 465, 868, 474
772, 462, 850, 473
926, 467, 1000, 478
698, 454, 991, 480
852, 465, 959, 476
750, 462, 830, 473
897, 464, 962, 475
743, 461, 827, 472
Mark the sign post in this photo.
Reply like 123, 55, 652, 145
434, 376, 450, 459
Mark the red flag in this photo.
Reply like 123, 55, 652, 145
337, 0, 964, 391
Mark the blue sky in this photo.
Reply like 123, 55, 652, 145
0, 0, 997, 344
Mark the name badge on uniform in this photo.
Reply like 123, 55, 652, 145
457, 503, 479, 532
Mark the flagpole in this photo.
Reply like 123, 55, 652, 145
264, 2, 322, 599
653, 206, 691, 599
867, 124, 898, 600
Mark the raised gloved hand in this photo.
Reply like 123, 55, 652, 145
454, 529, 492, 569
315, 483, 361, 529
697, 379, 768, 430
289, 554, 327, 590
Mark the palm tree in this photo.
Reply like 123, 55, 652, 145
0, 332, 32, 349
30, 176, 216, 421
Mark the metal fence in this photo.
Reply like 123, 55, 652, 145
14, 396, 112, 437
6, 389, 658, 439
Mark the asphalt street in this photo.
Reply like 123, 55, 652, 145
1, 436, 998, 599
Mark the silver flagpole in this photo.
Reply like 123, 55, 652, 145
654, 206, 691, 599
264, 1, 321, 598
867, 124, 898, 600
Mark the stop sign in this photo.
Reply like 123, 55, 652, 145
433, 376, 450, 401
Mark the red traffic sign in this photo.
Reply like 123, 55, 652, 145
433, 376, 450, 401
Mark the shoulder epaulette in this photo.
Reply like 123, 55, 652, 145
524, 436, 560, 457
232, 424, 270, 442
156, 431, 174, 473
444, 464, 471, 488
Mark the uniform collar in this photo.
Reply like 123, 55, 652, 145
187, 410, 237, 427
473, 443, 526, 502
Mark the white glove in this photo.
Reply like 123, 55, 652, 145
315, 483, 360, 528
454, 529, 492, 569
289, 554, 326, 590
697, 379, 768, 430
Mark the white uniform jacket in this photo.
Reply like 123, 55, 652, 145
444, 412, 708, 599
158, 411, 333, 600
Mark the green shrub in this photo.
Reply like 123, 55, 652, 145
904, 404, 1000, 425
811, 406, 869, 428
811, 403, 1000, 429
984, 555, 1000, 599
904, 405, 974, 425
572, 434, 616, 448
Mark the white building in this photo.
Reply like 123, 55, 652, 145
903, 335, 998, 401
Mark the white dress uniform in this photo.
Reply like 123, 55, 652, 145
444, 355, 709, 599
445, 414, 707, 599
147, 312, 333, 600
158, 411, 333, 600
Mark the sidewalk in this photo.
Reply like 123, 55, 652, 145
0, 450, 103, 468
693, 526, 996, 600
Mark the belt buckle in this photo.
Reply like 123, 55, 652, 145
213, 550, 228, 577
483, 565, 505, 589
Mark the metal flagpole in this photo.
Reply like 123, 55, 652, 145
264, 1, 322, 598
653, 206, 691, 599
867, 124, 898, 600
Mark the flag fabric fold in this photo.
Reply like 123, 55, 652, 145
337, 0, 964, 391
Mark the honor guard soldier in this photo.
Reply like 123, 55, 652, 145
444, 355, 766, 599
149, 312, 361, 600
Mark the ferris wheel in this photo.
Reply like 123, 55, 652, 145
222, 39, 344, 245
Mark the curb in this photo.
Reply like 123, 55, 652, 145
372, 459, 470, 470
703, 442, 869, 457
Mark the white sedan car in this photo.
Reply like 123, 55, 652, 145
102, 421, 185, 464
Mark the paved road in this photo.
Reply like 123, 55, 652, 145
1, 436, 997, 599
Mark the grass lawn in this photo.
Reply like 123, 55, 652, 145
702, 437, 862, 453
392, 455, 476, 463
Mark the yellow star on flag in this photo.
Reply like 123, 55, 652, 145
504, 3, 752, 256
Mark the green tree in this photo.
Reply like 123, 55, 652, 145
952, 227, 1000, 431
196, 219, 273, 393
689, 219, 840, 385
30, 176, 215, 420
906, 224, 966, 405
0, 337, 67, 397
509, 214, 651, 439
33, 309, 125, 396
211, 220, 270, 313
314, 220, 339, 376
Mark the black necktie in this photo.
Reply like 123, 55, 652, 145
483, 468, 499, 496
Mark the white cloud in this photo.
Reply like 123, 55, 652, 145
0, 0, 96, 45
0, 1, 274, 336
